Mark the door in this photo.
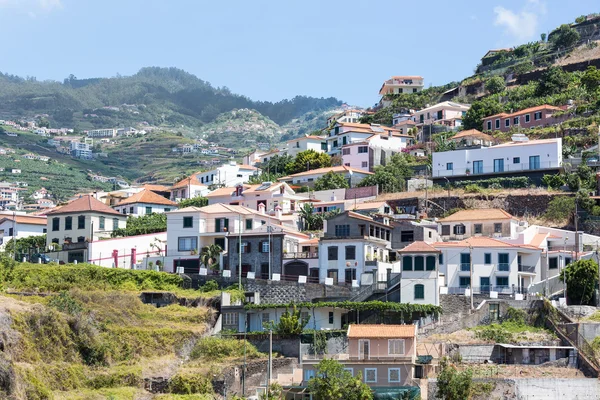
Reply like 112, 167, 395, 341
480, 277, 490, 293
359, 339, 370, 360
472, 160, 483, 174
261, 263, 269, 280
345, 268, 356, 284
327, 269, 338, 283
493, 158, 504, 173
529, 155, 540, 170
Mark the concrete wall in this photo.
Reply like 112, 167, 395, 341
514, 378, 600, 399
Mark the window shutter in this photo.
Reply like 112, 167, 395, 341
247, 242, 251, 253
259, 241, 264, 253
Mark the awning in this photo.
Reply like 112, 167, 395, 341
372, 387, 420, 400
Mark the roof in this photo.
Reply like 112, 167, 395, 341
352, 201, 388, 211
335, 122, 412, 138
398, 241, 441, 254
484, 105, 563, 120
172, 173, 207, 190
438, 209, 515, 222
115, 189, 177, 207
0, 215, 47, 225
286, 135, 325, 143
434, 236, 540, 250
143, 184, 171, 192
451, 129, 494, 142
237, 164, 258, 171
205, 186, 242, 198
169, 203, 261, 216
347, 324, 416, 339
414, 101, 470, 114
529, 233, 549, 248
281, 165, 374, 179
390, 76, 424, 80
46, 195, 123, 216
394, 120, 417, 126
491, 138, 561, 148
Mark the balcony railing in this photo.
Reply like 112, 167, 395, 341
518, 265, 536, 273
433, 161, 561, 178
497, 263, 509, 272
448, 286, 521, 295
460, 263, 470, 271
302, 354, 413, 362
62, 242, 88, 251
283, 252, 318, 259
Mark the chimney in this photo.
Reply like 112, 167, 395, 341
258, 203, 266, 215
275, 205, 282, 219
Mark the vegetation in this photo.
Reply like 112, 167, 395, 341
307, 359, 373, 400
313, 171, 349, 191
485, 76, 505, 94
471, 307, 551, 343
245, 300, 442, 316
285, 150, 332, 175
549, 24, 581, 49
544, 196, 576, 222
189, 337, 263, 361
358, 153, 412, 193
178, 197, 209, 208
111, 213, 167, 237
435, 358, 473, 400
560, 259, 599, 305
200, 244, 223, 271
263, 305, 310, 334
450, 176, 531, 190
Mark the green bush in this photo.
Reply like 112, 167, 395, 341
169, 373, 213, 395
190, 337, 263, 361
463, 184, 482, 194
452, 177, 530, 189
199, 280, 219, 292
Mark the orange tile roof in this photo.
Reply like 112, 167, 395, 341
347, 324, 416, 339
237, 164, 258, 171
115, 189, 178, 207
438, 209, 515, 222
451, 129, 494, 141
172, 173, 207, 190
286, 135, 325, 143
205, 186, 249, 198
485, 105, 563, 120
398, 241, 441, 253
529, 233, 548, 248
351, 201, 388, 210
143, 184, 171, 192
390, 76, 423, 80
0, 215, 47, 225
281, 165, 374, 179
46, 195, 122, 216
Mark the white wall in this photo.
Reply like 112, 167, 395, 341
46, 213, 126, 246
113, 202, 176, 217
0, 221, 46, 247
87, 232, 167, 268
247, 307, 345, 332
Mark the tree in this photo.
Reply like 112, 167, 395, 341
536, 66, 569, 97
260, 383, 284, 400
259, 154, 294, 177
178, 196, 208, 208
3, 235, 46, 258
462, 97, 504, 130
308, 359, 373, 400
541, 33, 547, 42
358, 153, 412, 193
560, 259, 599, 305
264, 305, 309, 334
485, 76, 506, 95
550, 24, 580, 49
298, 203, 322, 231
581, 66, 600, 93
436, 358, 473, 400
313, 171, 349, 191
285, 150, 331, 175
543, 196, 575, 222
200, 244, 222, 270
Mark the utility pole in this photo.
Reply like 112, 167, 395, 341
12, 211, 16, 261
238, 213, 242, 290
469, 244, 474, 311
242, 322, 247, 396
268, 329, 273, 386
574, 200, 579, 260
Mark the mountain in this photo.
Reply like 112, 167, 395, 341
0, 67, 342, 140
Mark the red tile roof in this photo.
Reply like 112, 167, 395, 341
0, 215, 47, 225
281, 165, 374, 179
451, 129, 494, 141
46, 195, 122, 216
398, 241, 441, 253
116, 189, 178, 207
347, 324, 416, 338
484, 105, 563, 120
439, 209, 514, 222
172, 173, 207, 190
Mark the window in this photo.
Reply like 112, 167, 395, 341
447, 162, 453, 171
364, 368, 377, 383
129, 206, 134, 214
402, 256, 413, 271
498, 253, 509, 271
240, 242, 250, 253
361, 161, 368, 168
388, 368, 401, 383
388, 339, 405, 355
113, 218, 119, 230
327, 246, 338, 260
496, 277, 509, 287
304, 369, 315, 382
453, 224, 466, 235
549, 257, 558, 269
413, 88, 418, 93
261, 241, 270, 253
474, 224, 482, 234
441, 225, 450, 235
245, 219, 253, 230
489, 303, 500, 321
400, 231, 414, 242
178, 237, 198, 251
223, 312, 238, 326
328, 311, 334, 324
342, 148, 350, 155
261, 312, 270, 326
52, 217, 59, 231
493, 158, 504, 172
484, 253, 492, 264
8, 227, 13, 236
122, 209, 127, 215
487, 121, 492, 130
534, 111, 542, 121
481, 277, 490, 292
183, 216, 193, 228
472, 160, 483, 174
333, 140, 338, 148
513, 116, 519, 125
525, 114, 531, 123
565, 257, 572, 266
459, 277, 471, 287
335, 224, 350, 237
414, 256, 424, 271
345, 246, 356, 260
494, 223, 502, 233
414, 284, 425, 300
505, 119, 510, 128
321, 142, 327, 151
358, 146, 368, 154
145, 206, 152, 214
164, 208, 171, 212
439, 253, 444, 265
65, 216, 72, 230
495, 119, 500, 129
426, 256, 436, 271
334, 126, 340, 135
77, 215, 85, 230
420, 114, 424, 123
513, 157, 520, 164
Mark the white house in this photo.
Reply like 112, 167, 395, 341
113, 189, 178, 216
341, 129, 413, 172
438, 209, 520, 241
278, 166, 373, 188
326, 109, 364, 126
432, 136, 562, 181
169, 174, 210, 201
45, 195, 127, 264
379, 76, 424, 96
0, 214, 47, 247
85, 232, 168, 269
411, 101, 470, 127
195, 161, 259, 187
281, 135, 327, 158
398, 242, 441, 305
326, 122, 413, 157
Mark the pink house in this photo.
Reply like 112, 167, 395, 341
302, 324, 422, 388
482, 105, 569, 133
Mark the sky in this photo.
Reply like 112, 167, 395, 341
0, 0, 598, 107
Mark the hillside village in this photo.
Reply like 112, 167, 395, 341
3, 11, 600, 400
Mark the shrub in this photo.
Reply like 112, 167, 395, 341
169, 373, 213, 395
190, 337, 263, 361
199, 280, 219, 292
463, 184, 482, 194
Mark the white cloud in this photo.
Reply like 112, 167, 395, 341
493, 1, 545, 42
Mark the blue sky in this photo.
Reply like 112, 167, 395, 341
0, 0, 597, 107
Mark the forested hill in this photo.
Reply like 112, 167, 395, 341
0, 67, 342, 132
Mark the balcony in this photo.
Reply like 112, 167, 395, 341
433, 160, 561, 178
283, 251, 318, 259
518, 265, 536, 274
460, 263, 470, 271
497, 263, 509, 272
62, 242, 88, 251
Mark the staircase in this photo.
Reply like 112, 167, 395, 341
350, 273, 401, 302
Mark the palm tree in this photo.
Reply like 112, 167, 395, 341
200, 244, 223, 271
299, 203, 320, 231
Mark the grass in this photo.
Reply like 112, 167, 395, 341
190, 337, 264, 361
470, 321, 553, 343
